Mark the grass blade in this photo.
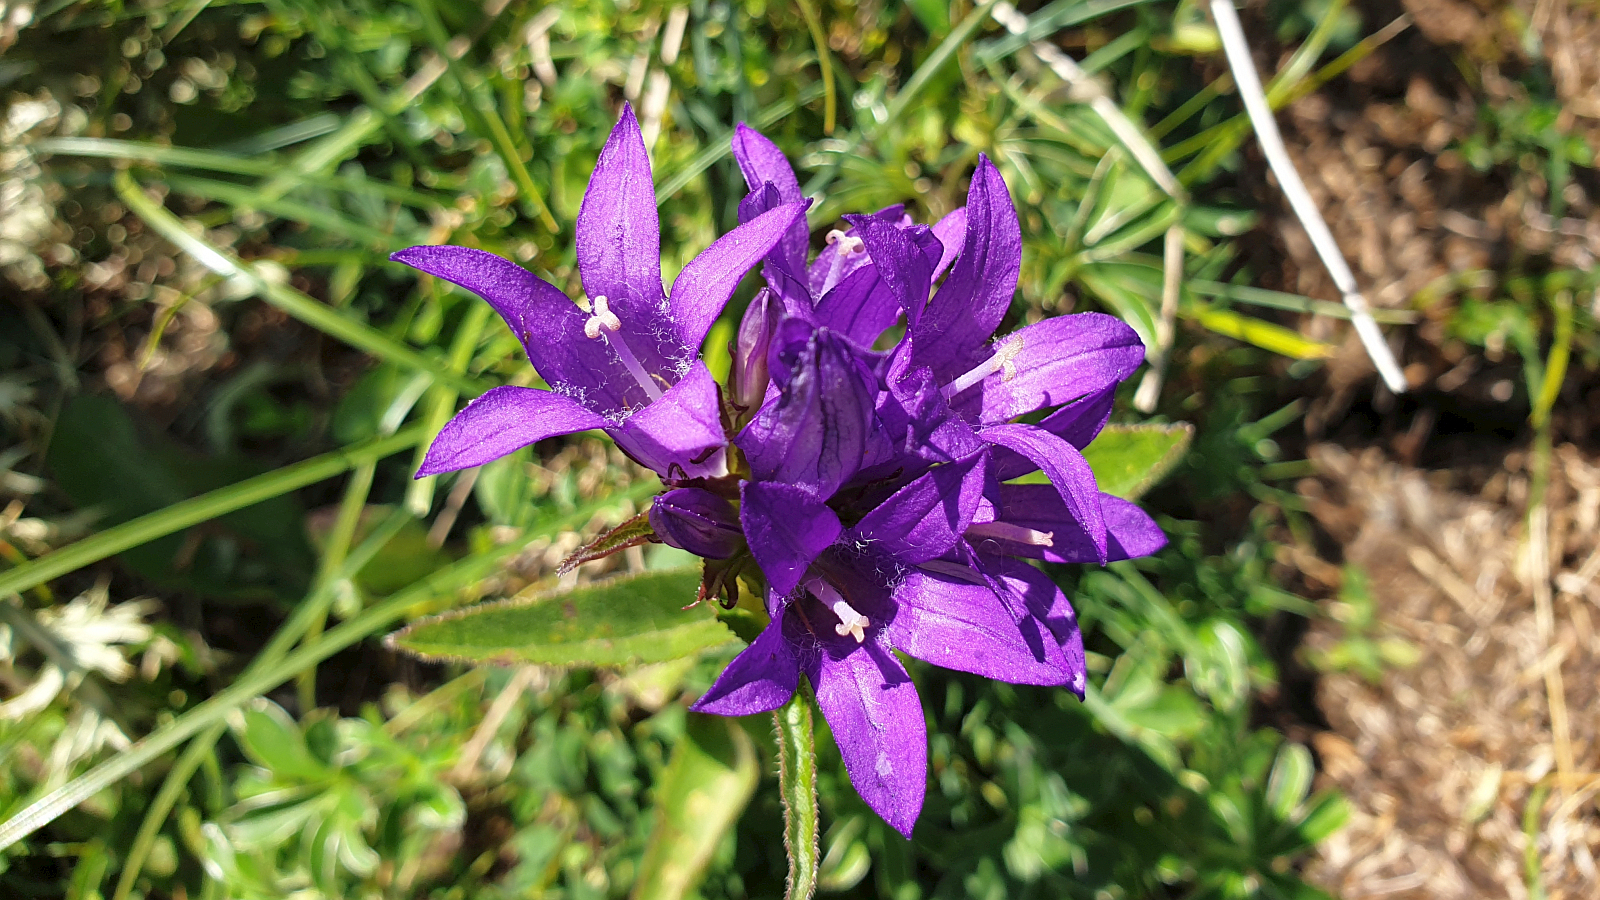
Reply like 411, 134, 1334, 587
0, 428, 422, 601
114, 169, 486, 396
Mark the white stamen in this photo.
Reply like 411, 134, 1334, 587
811, 580, 870, 644
581, 295, 663, 401
966, 521, 1055, 547
941, 337, 1024, 398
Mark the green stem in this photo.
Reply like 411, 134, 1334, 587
0, 429, 422, 602
407, 300, 493, 515
774, 689, 819, 900
411, 0, 558, 231
295, 459, 377, 713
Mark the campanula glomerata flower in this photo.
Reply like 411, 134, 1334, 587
679, 129, 1167, 836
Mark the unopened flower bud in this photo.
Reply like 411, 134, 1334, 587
649, 488, 743, 559
731, 289, 778, 411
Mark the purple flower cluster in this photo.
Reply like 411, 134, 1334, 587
394, 106, 1166, 837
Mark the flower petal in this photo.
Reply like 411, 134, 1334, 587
612, 360, 727, 480
980, 423, 1106, 562
738, 326, 882, 497
847, 452, 987, 564
983, 486, 1167, 564
929, 206, 967, 282
989, 386, 1116, 481
953, 313, 1145, 425
807, 204, 909, 298
732, 124, 810, 278
887, 566, 1071, 685
845, 216, 940, 326
389, 246, 635, 415
812, 266, 900, 348
649, 488, 743, 559
914, 156, 1021, 379
575, 106, 686, 371
741, 481, 843, 597
670, 199, 808, 350
875, 352, 983, 465
416, 386, 608, 477
691, 616, 801, 715
977, 554, 1088, 697
809, 641, 926, 838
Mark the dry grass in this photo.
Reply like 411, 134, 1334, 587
1297, 443, 1600, 898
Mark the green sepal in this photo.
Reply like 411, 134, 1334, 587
557, 511, 657, 576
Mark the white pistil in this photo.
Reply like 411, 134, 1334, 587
965, 521, 1055, 548
581, 295, 664, 402
824, 229, 866, 256
941, 337, 1024, 398
811, 580, 870, 644
582, 294, 622, 339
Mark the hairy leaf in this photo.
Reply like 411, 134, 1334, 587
388, 568, 732, 667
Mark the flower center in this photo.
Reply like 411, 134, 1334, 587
809, 579, 870, 644
941, 336, 1024, 399
582, 295, 664, 402
965, 521, 1055, 547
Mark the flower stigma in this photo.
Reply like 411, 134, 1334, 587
966, 521, 1055, 547
824, 228, 867, 256
582, 295, 664, 402
809, 579, 871, 643
942, 336, 1024, 398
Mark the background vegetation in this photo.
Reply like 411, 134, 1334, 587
1, 0, 1594, 897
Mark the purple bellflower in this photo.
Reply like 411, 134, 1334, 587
675, 129, 1168, 837
393, 105, 806, 482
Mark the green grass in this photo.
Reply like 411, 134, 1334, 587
2, 0, 1591, 897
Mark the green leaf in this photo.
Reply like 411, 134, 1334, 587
306, 504, 452, 596
903, 0, 951, 35
1081, 422, 1194, 499
47, 394, 314, 601
1265, 742, 1314, 822
1294, 791, 1351, 845
232, 700, 329, 782
631, 714, 760, 900
388, 568, 733, 667
1191, 303, 1335, 360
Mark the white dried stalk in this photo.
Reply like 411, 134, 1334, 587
992, 2, 1187, 410
1210, 0, 1408, 393
1134, 224, 1187, 412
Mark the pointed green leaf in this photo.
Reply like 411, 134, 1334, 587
388, 568, 732, 667
631, 714, 759, 900
1082, 422, 1194, 499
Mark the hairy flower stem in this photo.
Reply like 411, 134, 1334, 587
774, 689, 820, 900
